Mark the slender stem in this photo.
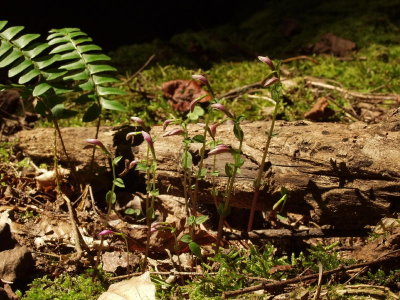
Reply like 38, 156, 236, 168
215, 139, 243, 253
107, 155, 117, 216
90, 115, 102, 174
247, 86, 281, 232
192, 115, 210, 216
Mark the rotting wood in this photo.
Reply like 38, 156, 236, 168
14, 110, 400, 229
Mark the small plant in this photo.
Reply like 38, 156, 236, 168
85, 138, 127, 216
247, 56, 283, 232
21, 271, 106, 300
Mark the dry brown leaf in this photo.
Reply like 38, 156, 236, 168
98, 272, 155, 300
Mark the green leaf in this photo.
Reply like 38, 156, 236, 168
233, 122, 244, 142
47, 36, 69, 45
0, 49, 23, 68
113, 178, 125, 188
59, 59, 85, 71
135, 162, 148, 171
69, 31, 88, 39
33, 83, 52, 97
149, 189, 159, 197
34, 100, 47, 117
112, 156, 123, 166
191, 135, 205, 143
43, 70, 68, 81
272, 194, 287, 211
195, 215, 209, 225
51, 104, 78, 119
106, 190, 116, 204
50, 42, 75, 54
124, 208, 141, 216
18, 69, 40, 84
198, 168, 207, 178
0, 21, 8, 31
180, 234, 192, 244
97, 86, 126, 96
79, 79, 94, 91
82, 103, 101, 122
59, 51, 80, 61
189, 242, 201, 257
0, 26, 24, 40
225, 163, 234, 178
74, 37, 93, 45
0, 43, 12, 57
92, 75, 119, 85
36, 54, 60, 69
13, 33, 40, 49
8, 59, 31, 77
187, 216, 196, 226
23, 43, 50, 59
82, 53, 110, 63
100, 98, 127, 112
52, 86, 72, 95
87, 64, 117, 74
181, 150, 192, 169
63, 70, 89, 81
77, 44, 102, 53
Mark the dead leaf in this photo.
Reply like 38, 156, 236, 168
162, 80, 212, 112
98, 272, 155, 300
312, 33, 356, 57
304, 97, 335, 121
35, 167, 70, 191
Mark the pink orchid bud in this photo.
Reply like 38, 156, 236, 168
208, 144, 231, 156
192, 74, 208, 85
85, 138, 111, 155
263, 76, 279, 87
211, 103, 234, 119
129, 160, 139, 169
98, 229, 114, 236
130, 116, 145, 127
209, 123, 219, 138
126, 131, 143, 141
162, 128, 184, 137
150, 222, 160, 233
258, 56, 275, 70
142, 131, 153, 146
163, 119, 172, 131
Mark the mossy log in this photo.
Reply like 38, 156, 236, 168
15, 110, 400, 228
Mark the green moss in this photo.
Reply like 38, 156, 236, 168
21, 272, 106, 300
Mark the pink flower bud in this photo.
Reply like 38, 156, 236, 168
263, 76, 279, 87
85, 138, 111, 156
98, 229, 114, 236
129, 160, 139, 169
258, 56, 275, 70
209, 123, 219, 138
189, 97, 201, 112
208, 144, 231, 156
211, 103, 234, 119
162, 128, 184, 137
163, 119, 172, 131
126, 132, 136, 141
142, 131, 153, 146
191, 74, 208, 85
130, 116, 145, 127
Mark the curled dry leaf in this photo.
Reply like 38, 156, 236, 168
35, 167, 70, 191
162, 80, 212, 112
98, 272, 155, 300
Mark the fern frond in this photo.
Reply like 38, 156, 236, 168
47, 28, 126, 114
0, 21, 61, 90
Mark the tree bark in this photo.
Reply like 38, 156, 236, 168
15, 110, 400, 228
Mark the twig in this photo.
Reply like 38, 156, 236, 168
117, 54, 156, 86
225, 228, 370, 240
222, 249, 400, 298
109, 271, 216, 281
306, 79, 400, 102
219, 82, 263, 100
282, 55, 319, 65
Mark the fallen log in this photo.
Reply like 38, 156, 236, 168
14, 109, 400, 229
